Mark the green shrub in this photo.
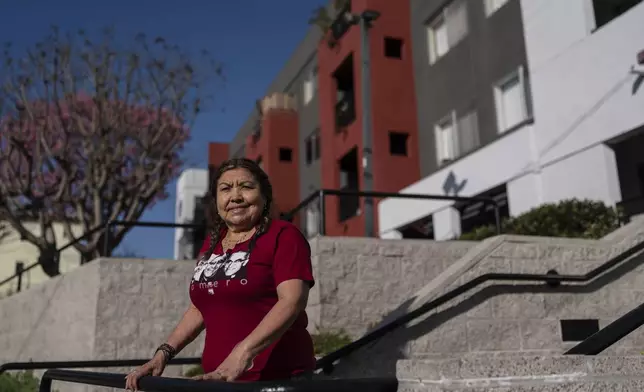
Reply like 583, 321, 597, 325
182, 365, 204, 378
459, 199, 623, 241
0, 371, 40, 392
311, 330, 352, 356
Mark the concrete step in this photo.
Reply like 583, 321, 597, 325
396, 354, 644, 391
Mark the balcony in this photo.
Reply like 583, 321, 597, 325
335, 94, 356, 130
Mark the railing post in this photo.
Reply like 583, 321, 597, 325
493, 202, 502, 235
38, 372, 52, 392
15, 262, 24, 293
318, 190, 326, 236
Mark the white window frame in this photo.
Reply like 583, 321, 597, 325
484, 0, 509, 17
303, 67, 318, 105
427, 14, 448, 64
434, 111, 459, 165
426, 0, 469, 65
493, 65, 528, 134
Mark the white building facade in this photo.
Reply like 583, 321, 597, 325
174, 168, 208, 260
379, 0, 644, 240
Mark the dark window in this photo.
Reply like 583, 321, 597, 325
338, 147, 360, 222
592, 0, 642, 30
305, 139, 313, 165
389, 131, 409, 156
334, 54, 356, 130
314, 132, 321, 160
560, 319, 600, 342
384, 37, 403, 59
305, 130, 321, 165
279, 147, 293, 162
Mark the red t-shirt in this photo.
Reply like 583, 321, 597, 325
189, 219, 316, 381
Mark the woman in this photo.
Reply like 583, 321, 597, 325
125, 158, 316, 389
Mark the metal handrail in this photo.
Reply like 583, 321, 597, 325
0, 357, 201, 375
281, 188, 503, 236
313, 237, 644, 373
565, 300, 644, 355
0, 220, 206, 293
38, 369, 398, 392
4, 232, 643, 378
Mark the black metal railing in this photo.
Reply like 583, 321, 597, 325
281, 188, 503, 237
313, 237, 644, 373
38, 369, 397, 392
2, 223, 643, 382
565, 300, 644, 355
0, 357, 201, 375
0, 221, 205, 295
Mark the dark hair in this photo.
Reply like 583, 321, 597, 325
203, 158, 273, 258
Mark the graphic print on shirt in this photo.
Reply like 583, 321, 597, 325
191, 251, 251, 295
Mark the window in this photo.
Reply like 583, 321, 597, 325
279, 147, 293, 162
494, 66, 529, 133
427, 0, 468, 64
338, 147, 359, 221
434, 110, 481, 166
457, 109, 480, 155
593, 0, 643, 30
389, 131, 409, 156
484, 0, 509, 16
384, 37, 403, 59
434, 112, 457, 165
334, 55, 356, 129
303, 67, 318, 105
305, 130, 321, 165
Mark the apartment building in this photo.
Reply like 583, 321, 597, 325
211, 0, 422, 237
207, 0, 644, 240
379, 0, 644, 239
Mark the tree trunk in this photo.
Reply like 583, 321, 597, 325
38, 245, 60, 277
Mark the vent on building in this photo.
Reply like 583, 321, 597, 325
560, 319, 600, 342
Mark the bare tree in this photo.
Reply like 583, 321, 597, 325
0, 26, 222, 276
0, 222, 9, 242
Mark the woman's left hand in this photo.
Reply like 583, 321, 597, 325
192, 345, 253, 382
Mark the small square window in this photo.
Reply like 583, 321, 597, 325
389, 131, 409, 156
384, 37, 403, 59
279, 147, 293, 162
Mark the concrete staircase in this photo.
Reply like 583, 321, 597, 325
327, 217, 644, 390
396, 354, 644, 391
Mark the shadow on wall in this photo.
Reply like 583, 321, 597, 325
329, 249, 644, 378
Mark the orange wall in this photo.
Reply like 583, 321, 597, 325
317, 0, 420, 236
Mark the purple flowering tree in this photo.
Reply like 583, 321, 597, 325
0, 27, 222, 276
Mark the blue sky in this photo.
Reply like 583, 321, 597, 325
1, 0, 325, 258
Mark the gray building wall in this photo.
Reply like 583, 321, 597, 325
226, 26, 322, 231
410, 0, 530, 178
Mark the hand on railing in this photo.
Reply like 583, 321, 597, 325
124, 351, 167, 391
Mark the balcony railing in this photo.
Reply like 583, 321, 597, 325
281, 188, 504, 237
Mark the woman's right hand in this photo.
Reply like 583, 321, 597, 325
124, 352, 167, 391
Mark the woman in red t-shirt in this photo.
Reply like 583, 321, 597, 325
125, 158, 316, 388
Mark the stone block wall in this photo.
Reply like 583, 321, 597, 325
307, 237, 476, 337
331, 232, 644, 378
